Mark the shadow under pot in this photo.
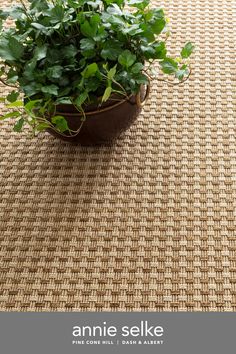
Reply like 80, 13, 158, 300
46, 85, 150, 146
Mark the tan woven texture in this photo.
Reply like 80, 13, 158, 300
0, 0, 236, 312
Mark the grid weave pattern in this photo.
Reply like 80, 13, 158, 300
0, 0, 236, 311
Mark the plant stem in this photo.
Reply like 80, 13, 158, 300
0, 77, 19, 88
156, 67, 192, 86
19, 0, 34, 21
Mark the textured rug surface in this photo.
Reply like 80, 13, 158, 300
0, 0, 236, 311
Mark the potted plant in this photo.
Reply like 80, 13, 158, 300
0, 0, 194, 145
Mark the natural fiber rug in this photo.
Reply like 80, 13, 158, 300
0, 0, 236, 312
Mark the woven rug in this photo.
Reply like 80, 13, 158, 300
0, 0, 236, 312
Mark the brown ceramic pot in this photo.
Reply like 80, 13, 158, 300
47, 85, 150, 146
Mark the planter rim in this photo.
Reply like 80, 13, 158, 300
56, 93, 135, 117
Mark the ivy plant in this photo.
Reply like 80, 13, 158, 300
0, 0, 194, 135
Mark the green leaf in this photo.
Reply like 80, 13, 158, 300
87, 0, 102, 8
74, 92, 88, 107
82, 63, 98, 78
154, 42, 167, 59
101, 40, 123, 61
49, 5, 65, 24
24, 99, 41, 112
0, 97, 5, 102
104, 0, 125, 6
81, 20, 97, 38
140, 45, 156, 59
80, 38, 96, 58
34, 45, 47, 61
0, 38, 12, 60
80, 38, 95, 52
62, 45, 77, 58
91, 14, 101, 26
141, 41, 166, 60
160, 58, 178, 74
23, 83, 41, 97
118, 50, 136, 68
29, 0, 49, 11
22, 59, 37, 80
83, 77, 101, 93
36, 122, 51, 131
51, 115, 69, 133
0, 111, 21, 120
127, 0, 149, 10
175, 64, 189, 80
131, 63, 144, 74
8, 37, 24, 60
0, 37, 24, 61
41, 85, 59, 95
151, 18, 166, 35
0, 9, 8, 20
149, 8, 166, 35
122, 24, 143, 36
107, 4, 123, 16
102, 86, 112, 102
133, 72, 149, 85
6, 91, 19, 103
107, 65, 117, 80
140, 24, 155, 43
6, 68, 18, 84
102, 12, 124, 27
67, 0, 82, 8
31, 23, 48, 32
46, 66, 63, 79
13, 118, 24, 132
7, 100, 23, 108
175, 69, 187, 80
181, 42, 195, 59
55, 97, 71, 105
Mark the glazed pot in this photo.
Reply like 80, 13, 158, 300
47, 85, 150, 145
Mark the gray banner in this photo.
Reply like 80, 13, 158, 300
0, 312, 235, 354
